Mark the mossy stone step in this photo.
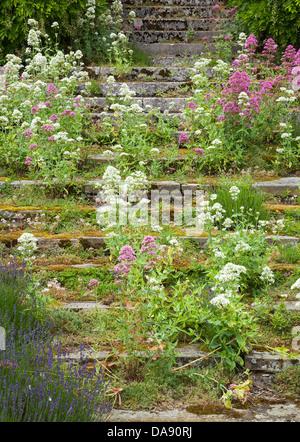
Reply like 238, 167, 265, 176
1, 177, 300, 196
132, 30, 217, 43
130, 18, 212, 32
123, 0, 215, 7
80, 81, 192, 97
1, 232, 298, 251
123, 5, 213, 19
136, 41, 215, 56
83, 66, 197, 82
57, 345, 300, 374
88, 96, 189, 112
245, 351, 300, 373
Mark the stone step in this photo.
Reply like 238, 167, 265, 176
57, 345, 300, 374
253, 177, 300, 196
123, 5, 213, 19
1, 231, 299, 250
80, 81, 192, 97
83, 66, 196, 82
245, 351, 300, 374
150, 55, 198, 66
2, 177, 300, 197
132, 30, 217, 43
92, 111, 185, 124
135, 42, 214, 56
130, 18, 212, 32
88, 96, 189, 112
123, 0, 215, 6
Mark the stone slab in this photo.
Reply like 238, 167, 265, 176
245, 350, 300, 373
62, 302, 110, 311
137, 42, 215, 56
131, 18, 212, 32
123, 5, 213, 19
253, 177, 300, 195
132, 30, 217, 44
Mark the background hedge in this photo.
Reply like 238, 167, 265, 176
225, 0, 300, 49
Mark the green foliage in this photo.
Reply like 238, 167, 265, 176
0, 0, 106, 63
226, 0, 300, 48
274, 365, 300, 395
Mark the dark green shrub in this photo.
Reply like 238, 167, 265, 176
0, 0, 107, 63
225, 0, 300, 49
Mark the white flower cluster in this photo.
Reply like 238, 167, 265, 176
17, 233, 38, 261
259, 266, 275, 284
97, 166, 148, 206
215, 262, 247, 284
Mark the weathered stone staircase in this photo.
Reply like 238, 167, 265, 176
124, 0, 217, 64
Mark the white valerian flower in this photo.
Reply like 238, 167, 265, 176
229, 185, 240, 201
210, 293, 231, 308
129, 10, 136, 18
215, 263, 247, 284
291, 278, 300, 291
234, 241, 251, 252
260, 266, 275, 284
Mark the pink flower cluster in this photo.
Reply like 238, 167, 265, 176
140, 235, 158, 270
244, 34, 258, 57
114, 245, 136, 284
88, 278, 100, 288
47, 83, 58, 96
262, 38, 277, 65
178, 132, 191, 144
280, 45, 300, 73
60, 109, 76, 117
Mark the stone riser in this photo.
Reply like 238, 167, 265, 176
88, 96, 189, 112
131, 30, 216, 43
79, 81, 192, 97
123, 0, 215, 6
83, 66, 196, 82
129, 18, 212, 31
2, 177, 300, 196
1, 232, 299, 251
123, 5, 213, 19
136, 42, 214, 56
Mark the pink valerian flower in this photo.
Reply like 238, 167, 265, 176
188, 102, 196, 111
118, 245, 136, 263
25, 157, 33, 166
22, 129, 33, 138
244, 34, 258, 56
47, 136, 55, 141
44, 101, 53, 107
178, 132, 191, 144
114, 245, 136, 283
280, 45, 300, 73
47, 83, 58, 95
88, 279, 100, 288
262, 38, 277, 65
49, 114, 59, 121
41, 124, 55, 132
31, 106, 39, 114
224, 35, 231, 41
60, 109, 76, 116
193, 148, 204, 155
140, 236, 158, 256
29, 144, 38, 150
